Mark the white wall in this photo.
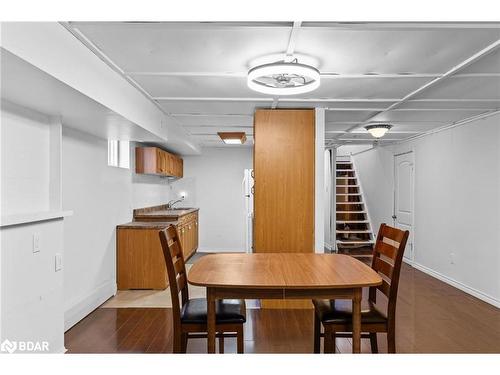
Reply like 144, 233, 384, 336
1, 102, 51, 215
62, 127, 173, 329
171, 147, 252, 252
1, 103, 65, 352
353, 113, 500, 307
324, 149, 332, 249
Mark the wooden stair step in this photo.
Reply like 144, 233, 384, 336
336, 230, 372, 233
336, 240, 374, 245
336, 184, 359, 187
336, 193, 361, 196
336, 210, 366, 213
336, 177, 357, 179
337, 220, 369, 223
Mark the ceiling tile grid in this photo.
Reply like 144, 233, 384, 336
68, 22, 500, 147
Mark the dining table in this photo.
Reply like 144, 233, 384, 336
188, 252, 382, 353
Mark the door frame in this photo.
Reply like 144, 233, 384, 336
393, 149, 416, 264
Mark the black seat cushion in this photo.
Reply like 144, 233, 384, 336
180, 298, 246, 324
313, 299, 387, 325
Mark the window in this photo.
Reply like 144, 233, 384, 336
107, 140, 130, 169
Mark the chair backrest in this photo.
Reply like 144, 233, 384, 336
369, 223, 409, 322
159, 225, 189, 321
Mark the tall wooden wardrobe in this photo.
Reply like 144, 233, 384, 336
253, 109, 315, 308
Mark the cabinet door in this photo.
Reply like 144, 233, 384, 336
178, 224, 185, 255
193, 218, 198, 250
178, 158, 184, 178
156, 149, 166, 175
172, 156, 178, 177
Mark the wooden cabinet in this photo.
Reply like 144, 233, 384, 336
117, 223, 170, 290
135, 146, 183, 178
253, 109, 315, 308
177, 211, 198, 259
254, 109, 315, 252
117, 207, 199, 290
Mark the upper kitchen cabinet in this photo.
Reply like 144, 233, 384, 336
135, 146, 183, 178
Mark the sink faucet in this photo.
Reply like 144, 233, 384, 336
166, 197, 185, 209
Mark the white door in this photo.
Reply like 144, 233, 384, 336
394, 152, 414, 262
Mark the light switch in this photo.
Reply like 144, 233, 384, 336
33, 233, 41, 253
55, 253, 63, 271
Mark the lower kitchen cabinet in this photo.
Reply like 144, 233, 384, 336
116, 223, 170, 290
177, 213, 198, 259
116, 211, 198, 290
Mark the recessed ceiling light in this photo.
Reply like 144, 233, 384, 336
217, 132, 247, 145
247, 60, 320, 96
365, 124, 393, 138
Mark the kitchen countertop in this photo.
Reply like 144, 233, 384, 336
134, 208, 199, 220
116, 221, 178, 230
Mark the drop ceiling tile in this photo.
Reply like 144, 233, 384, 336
325, 123, 358, 132
326, 110, 377, 122
401, 100, 500, 110
71, 22, 291, 73
186, 126, 253, 135
277, 100, 393, 109
309, 77, 433, 99
133, 75, 266, 98
459, 48, 500, 74
413, 76, 500, 100
157, 100, 271, 115
338, 132, 410, 140
294, 27, 500, 74
371, 109, 485, 122
172, 114, 253, 127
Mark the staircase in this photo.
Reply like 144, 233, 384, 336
335, 156, 374, 257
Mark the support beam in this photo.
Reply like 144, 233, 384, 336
285, 21, 302, 61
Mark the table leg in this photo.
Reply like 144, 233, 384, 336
207, 287, 216, 354
352, 288, 362, 353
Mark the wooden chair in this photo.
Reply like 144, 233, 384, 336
313, 223, 409, 353
159, 225, 246, 353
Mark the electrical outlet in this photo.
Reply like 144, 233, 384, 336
33, 233, 41, 253
450, 252, 455, 265
55, 253, 63, 271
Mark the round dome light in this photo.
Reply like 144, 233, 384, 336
247, 61, 320, 95
365, 124, 393, 138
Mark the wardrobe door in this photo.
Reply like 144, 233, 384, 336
254, 109, 315, 253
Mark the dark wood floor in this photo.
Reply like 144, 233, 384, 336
65, 263, 500, 353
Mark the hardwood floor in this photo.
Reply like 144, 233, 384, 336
65, 264, 500, 353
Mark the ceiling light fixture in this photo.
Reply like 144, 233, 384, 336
218, 132, 247, 145
247, 60, 320, 95
364, 124, 393, 138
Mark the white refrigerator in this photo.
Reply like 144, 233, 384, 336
243, 169, 254, 253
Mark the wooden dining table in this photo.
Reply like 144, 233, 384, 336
188, 253, 382, 353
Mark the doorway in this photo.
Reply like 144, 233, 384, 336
393, 151, 415, 263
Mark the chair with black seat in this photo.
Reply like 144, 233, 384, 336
159, 225, 246, 353
313, 223, 409, 353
